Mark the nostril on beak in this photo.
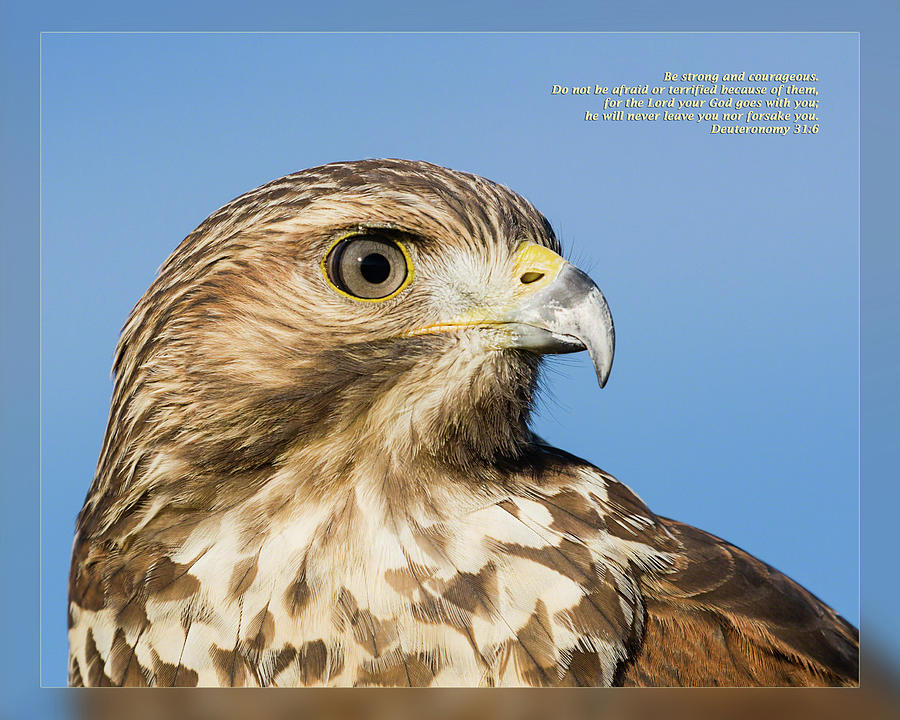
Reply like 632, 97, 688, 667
520, 271, 544, 284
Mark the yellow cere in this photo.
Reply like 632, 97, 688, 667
510, 242, 567, 299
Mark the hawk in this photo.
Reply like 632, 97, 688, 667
68, 159, 858, 687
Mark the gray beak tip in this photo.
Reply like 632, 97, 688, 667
590, 346, 614, 388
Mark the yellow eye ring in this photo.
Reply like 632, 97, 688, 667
320, 232, 415, 303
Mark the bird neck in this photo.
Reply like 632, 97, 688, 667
79, 337, 541, 545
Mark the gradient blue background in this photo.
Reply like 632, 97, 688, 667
38, 32, 858, 686
3, 2, 898, 717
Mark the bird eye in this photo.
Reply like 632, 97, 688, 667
323, 234, 412, 301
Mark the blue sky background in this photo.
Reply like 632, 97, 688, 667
3, 2, 899, 716
38, 32, 858, 686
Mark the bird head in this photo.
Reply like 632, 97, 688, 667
85, 160, 613, 534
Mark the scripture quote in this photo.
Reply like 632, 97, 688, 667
552, 72, 820, 136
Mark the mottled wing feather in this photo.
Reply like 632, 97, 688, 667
617, 518, 859, 686
68, 536, 199, 687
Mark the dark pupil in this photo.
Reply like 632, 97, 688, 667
359, 253, 391, 284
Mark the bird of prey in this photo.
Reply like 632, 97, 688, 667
68, 159, 858, 687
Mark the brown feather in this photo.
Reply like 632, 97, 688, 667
616, 518, 858, 686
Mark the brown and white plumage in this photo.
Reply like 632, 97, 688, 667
68, 159, 858, 687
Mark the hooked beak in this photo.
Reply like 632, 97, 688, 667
501, 244, 615, 387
